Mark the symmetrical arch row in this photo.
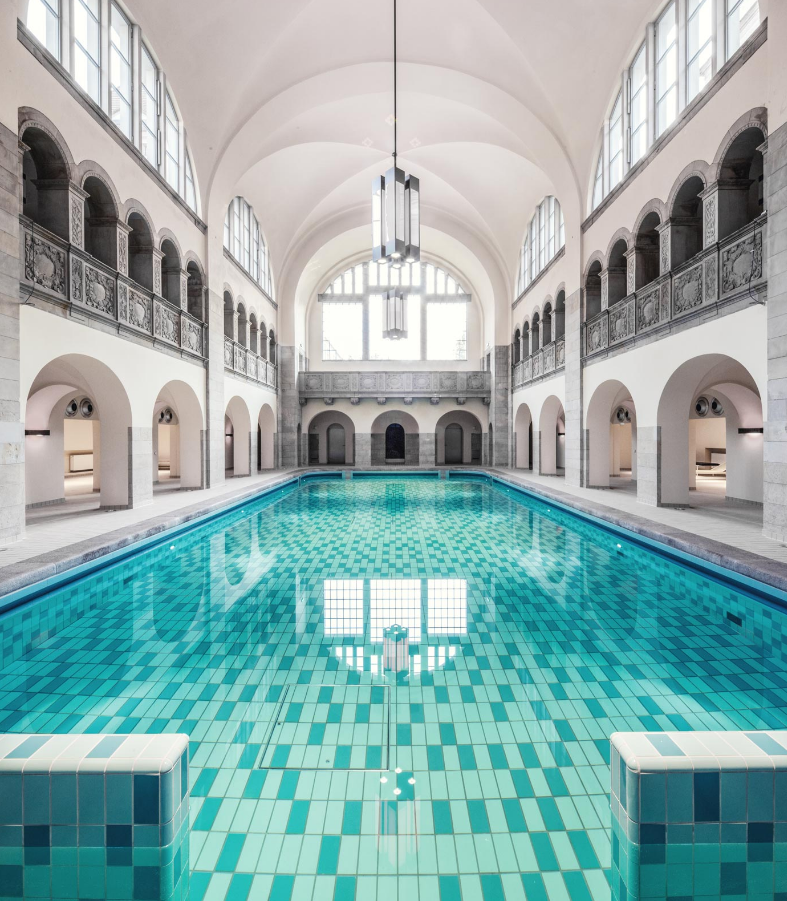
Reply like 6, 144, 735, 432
223, 287, 276, 362
300, 407, 488, 467
19, 107, 207, 320
512, 287, 566, 363
582, 109, 767, 321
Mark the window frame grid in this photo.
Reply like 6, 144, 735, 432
72, 0, 101, 104
109, 1, 132, 139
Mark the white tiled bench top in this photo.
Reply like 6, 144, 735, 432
612, 730, 787, 773
0, 733, 187, 773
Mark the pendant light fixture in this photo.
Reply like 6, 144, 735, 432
382, 288, 407, 340
372, 0, 420, 270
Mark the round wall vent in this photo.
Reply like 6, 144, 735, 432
158, 407, 175, 424
79, 398, 95, 418
64, 399, 79, 418
695, 396, 709, 416
711, 397, 724, 416
614, 406, 631, 423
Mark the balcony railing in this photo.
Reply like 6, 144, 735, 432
582, 214, 766, 360
224, 337, 277, 389
298, 370, 490, 402
512, 337, 565, 390
21, 218, 206, 360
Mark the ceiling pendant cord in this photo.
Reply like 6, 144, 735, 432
393, 0, 397, 166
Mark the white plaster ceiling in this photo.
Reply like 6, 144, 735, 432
120, 0, 657, 304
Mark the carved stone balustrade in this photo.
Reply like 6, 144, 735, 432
511, 337, 565, 389
21, 217, 206, 362
582, 214, 766, 360
299, 370, 490, 402
223, 336, 277, 390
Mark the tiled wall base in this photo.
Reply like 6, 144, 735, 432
611, 731, 787, 900
0, 734, 189, 901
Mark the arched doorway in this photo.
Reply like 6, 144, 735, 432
20, 125, 71, 240
657, 354, 763, 507
514, 404, 533, 470
539, 395, 565, 477
435, 410, 484, 465
25, 354, 133, 512
225, 396, 251, 477
327, 424, 347, 464
258, 404, 275, 470
385, 424, 405, 462
586, 380, 636, 490
152, 380, 204, 491
306, 411, 355, 465
371, 411, 419, 466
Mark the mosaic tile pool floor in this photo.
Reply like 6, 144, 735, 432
1, 475, 787, 901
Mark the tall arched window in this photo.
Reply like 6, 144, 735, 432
224, 196, 273, 297
514, 196, 565, 299
26, 0, 200, 213
590, 0, 761, 213
320, 259, 470, 362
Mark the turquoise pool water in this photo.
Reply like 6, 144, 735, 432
1, 475, 786, 901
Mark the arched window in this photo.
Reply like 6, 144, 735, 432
671, 177, 705, 268
83, 176, 118, 268
635, 213, 661, 289
515, 196, 564, 298
320, 259, 470, 362
542, 304, 553, 345
513, 329, 521, 364
223, 292, 234, 340
522, 322, 531, 358
160, 239, 181, 305
607, 239, 628, 306
269, 330, 276, 364
555, 291, 566, 340
127, 213, 154, 290
585, 261, 602, 320
186, 261, 204, 321
590, 0, 761, 214
237, 303, 248, 349
224, 197, 273, 297
20, 126, 70, 240
26, 0, 199, 213
717, 126, 765, 239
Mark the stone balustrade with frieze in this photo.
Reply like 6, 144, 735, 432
581, 213, 765, 360
21, 217, 206, 361
223, 336, 278, 390
298, 370, 490, 402
511, 336, 565, 389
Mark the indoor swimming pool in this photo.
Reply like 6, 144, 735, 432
1, 474, 786, 901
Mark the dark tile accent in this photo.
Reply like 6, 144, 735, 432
133, 865, 160, 901
694, 772, 720, 822
639, 823, 666, 844
133, 775, 159, 825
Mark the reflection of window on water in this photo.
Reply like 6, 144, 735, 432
370, 579, 421, 642
323, 579, 364, 635
427, 580, 468, 634
334, 645, 456, 676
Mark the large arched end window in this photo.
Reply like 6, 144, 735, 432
515, 196, 565, 299
223, 196, 273, 297
319, 259, 470, 362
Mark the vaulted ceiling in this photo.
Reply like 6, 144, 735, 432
124, 1, 656, 298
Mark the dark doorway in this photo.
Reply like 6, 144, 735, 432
528, 423, 533, 471
327, 424, 346, 464
445, 424, 464, 464
257, 425, 262, 471
471, 432, 482, 464
385, 423, 406, 462
308, 433, 319, 465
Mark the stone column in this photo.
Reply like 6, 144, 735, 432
0, 128, 24, 542
635, 425, 660, 506
656, 221, 672, 275
116, 222, 131, 277
764, 127, 787, 540
355, 433, 371, 467
277, 346, 300, 467
152, 248, 164, 297
489, 345, 511, 467
205, 288, 226, 487
599, 268, 609, 310
419, 432, 435, 467
623, 248, 636, 297
563, 288, 583, 486
127, 426, 153, 508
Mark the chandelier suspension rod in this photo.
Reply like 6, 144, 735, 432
393, 0, 397, 164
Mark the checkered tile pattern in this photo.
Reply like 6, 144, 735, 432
0, 475, 785, 901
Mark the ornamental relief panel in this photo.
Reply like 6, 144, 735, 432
672, 265, 704, 315
182, 319, 202, 356
585, 317, 608, 354
118, 282, 128, 321
412, 373, 432, 390
626, 257, 635, 295
543, 344, 556, 372
70, 257, 83, 302
659, 231, 670, 274
359, 374, 379, 391
636, 287, 660, 331
154, 303, 179, 344
224, 338, 234, 366
555, 339, 565, 367
721, 231, 762, 294
118, 233, 128, 276
385, 373, 405, 390
704, 256, 718, 303
704, 197, 717, 245
83, 265, 115, 316
438, 373, 457, 391
180, 273, 188, 308
532, 352, 542, 377
304, 374, 324, 391
153, 263, 162, 296
128, 289, 152, 332
25, 233, 66, 295
608, 303, 633, 344
467, 373, 484, 390
70, 198, 83, 248
333, 374, 351, 391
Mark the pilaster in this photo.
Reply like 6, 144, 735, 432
563, 288, 583, 486
205, 288, 226, 487
355, 433, 371, 467
127, 426, 153, 508
277, 345, 300, 468
490, 345, 511, 467
419, 432, 435, 467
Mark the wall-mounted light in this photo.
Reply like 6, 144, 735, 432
738, 427, 763, 434
25, 429, 50, 437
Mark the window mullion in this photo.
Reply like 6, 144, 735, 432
677, 0, 687, 115
716, 0, 726, 69
131, 23, 141, 148
61, 0, 71, 70
99, 0, 110, 111
646, 22, 657, 148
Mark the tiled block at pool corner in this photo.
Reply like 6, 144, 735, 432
0, 733, 189, 901
610, 730, 787, 901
